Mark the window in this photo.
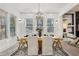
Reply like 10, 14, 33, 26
10, 15, 16, 36
26, 18, 33, 32
0, 16, 7, 40
47, 18, 54, 33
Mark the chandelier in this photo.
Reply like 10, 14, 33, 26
36, 3, 43, 20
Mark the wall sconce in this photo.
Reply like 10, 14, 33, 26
56, 20, 58, 23
18, 18, 22, 21
18, 18, 22, 23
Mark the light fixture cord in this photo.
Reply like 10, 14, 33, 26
38, 3, 40, 12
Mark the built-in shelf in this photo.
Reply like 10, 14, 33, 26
63, 18, 69, 20
63, 18, 69, 21
68, 25, 74, 28
63, 13, 75, 37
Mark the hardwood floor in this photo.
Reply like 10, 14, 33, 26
2, 37, 79, 56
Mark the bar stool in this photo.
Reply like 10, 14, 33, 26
52, 37, 63, 50
17, 36, 28, 50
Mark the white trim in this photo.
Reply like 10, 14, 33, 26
6, 13, 10, 38
74, 12, 76, 36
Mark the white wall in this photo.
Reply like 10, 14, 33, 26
16, 13, 63, 37
54, 16, 63, 38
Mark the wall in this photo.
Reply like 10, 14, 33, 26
16, 13, 63, 37
54, 16, 63, 38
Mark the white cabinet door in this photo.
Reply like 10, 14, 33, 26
42, 36, 53, 55
28, 36, 38, 55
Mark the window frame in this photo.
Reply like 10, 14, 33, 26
10, 14, 16, 37
47, 18, 54, 33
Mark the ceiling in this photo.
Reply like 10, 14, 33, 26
68, 4, 79, 13
0, 3, 77, 17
